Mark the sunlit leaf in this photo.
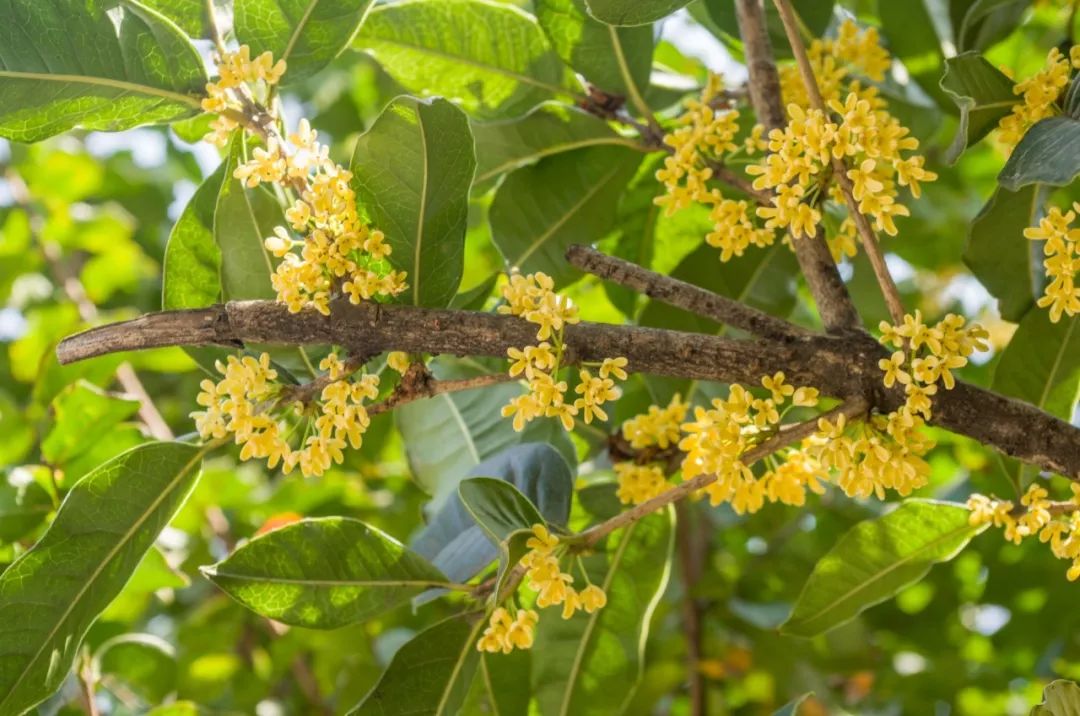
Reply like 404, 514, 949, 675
584, 0, 689, 26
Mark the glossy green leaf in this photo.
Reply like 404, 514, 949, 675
162, 160, 227, 310
584, 0, 689, 25
100, 545, 190, 623
958, 0, 1032, 52
1000, 117, 1080, 191
234, 0, 376, 83
536, 0, 653, 96
216, 135, 280, 301
356, 0, 571, 120
1031, 680, 1080, 716
0, 472, 52, 543
459, 477, 545, 544
351, 96, 475, 307
992, 310, 1080, 422
781, 500, 982, 638
473, 102, 637, 186
139, 0, 208, 38
0, 442, 204, 714
532, 505, 673, 715
202, 517, 450, 629
490, 145, 641, 285
97, 633, 177, 705
41, 381, 140, 466
0, 0, 206, 142
413, 443, 574, 584
349, 615, 482, 715
940, 52, 1018, 162
963, 185, 1041, 321
396, 357, 575, 513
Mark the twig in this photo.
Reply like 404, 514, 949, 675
772, 0, 907, 326
573, 399, 869, 547
368, 371, 514, 416
734, 0, 862, 332
205, 0, 226, 56
707, 160, 774, 204
566, 245, 809, 341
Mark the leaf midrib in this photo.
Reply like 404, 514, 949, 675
204, 570, 451, 588
281, 0, 321, 64
413, 103, 430, 305
0, 70, 202, 108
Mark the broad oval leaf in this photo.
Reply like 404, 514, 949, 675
963, 185, 1042, 322
490, 144, 642, 286
355, 0, 571, 119
217, 135, 280, 302
0, 0, 207, 142
41, 380, 140, 467
532, 499, 674, 716
780, 500, 982, 638
413, 443, 574, 585
999, 117, 1080, 191
351, 96, 475, 307
1031, 680, 1080, 716
0, 441, 204, 714
96, 633, 177, 705
202, 517, 450, 629
0, 471, 51, 543
473, 102, 637, 186
459, 477, 545, 544
992, 309, 1080, 422
536, 0, 653, 96
349, 615, 482, 715
583, 0, 689, 26
958, 0, 1032, 52
234, 0, 376, 83
940, 52, 1018, 163
162, 160, 228, 311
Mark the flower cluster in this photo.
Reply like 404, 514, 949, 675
478, 525, 606, 654
202, 46, 406, 317
499, 272, 625, 431
777, 20, 891, 112
997, 47, 1080, 152
612, 394, 689, 505
968, 484, 1080, 581
654, 75, 774, 261
1023, 204, 1080, 322
679, 373, 819, 513
192, 352, 379, 478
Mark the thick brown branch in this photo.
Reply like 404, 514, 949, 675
734, 0, 862, 332
55, 300, 1080, 479
565, 244, 811, 341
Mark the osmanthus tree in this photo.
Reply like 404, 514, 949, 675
3, 0, 1080, 713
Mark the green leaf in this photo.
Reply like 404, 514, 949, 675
100, 545, 190, 623
413, 443, 574, 584
992, 310, 1080, 422
1000, 117, 1080, 191
349, 615, 482, 715
0, 0, 206, 142
459, 478, 545, 544
479, 649, 531, 716
0, 441, 205, 714
702, 0, 835, 60
234, 0, 376, 83
490, 145, 641, 285
216, 134, 280, 301
940, 52, 1017, 162
396, 357, 575, 513
473, 102, 638, 186
355, 0, 571, 120
583, 0, 689, 25
878, 0, 951, 111
163, 160, 227, 310
536, 0, 653, 96
780, 500, 982, 638
532, 506, 673, 716
1031, 680, 1080, 716
41, 381, 140, 466
958, 0, 1032, 52
139, 0, 208, 38
350, 96, 475, 307
963, 185, 1041, 322
202, 517, 450, 629
0, 471, 52, 543
775, 693, 814, 716
96, 634, 177, 705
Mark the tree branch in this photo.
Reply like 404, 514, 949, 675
734, 0, 862, 332
53, 298, 1080, 478
772, 0, 907, 325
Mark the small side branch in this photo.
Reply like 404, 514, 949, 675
565, 245, 811, 341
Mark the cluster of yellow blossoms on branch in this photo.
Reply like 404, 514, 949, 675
1023, 204, 1080, 322
478, 525, 606, 653
192, 352, 379, 478
969, 484, 1080, 581
655, 20, 935, 263
997, 46, 1080, 152
499, 272, 627, 431
201, 46, 406, 316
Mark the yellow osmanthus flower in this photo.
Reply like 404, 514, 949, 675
192, 351, 379, 478
477, 607, 538, 654
499, 272, 625, 431
969, 484, 1080, 581
201, 46, 406, 318
614, 462, 669, 505
996, 47, 1080, 153
1023, 204, 1080, 322
778, 20, 891, 111
622, 394, 688, 450
386, 352, 411, 374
